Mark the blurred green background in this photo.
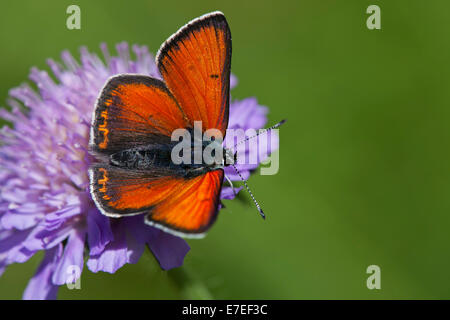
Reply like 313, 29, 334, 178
1, 0, 450, 299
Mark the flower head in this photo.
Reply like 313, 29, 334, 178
0, 43, 276, 299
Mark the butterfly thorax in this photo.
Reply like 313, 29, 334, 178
109, 144, 173, 170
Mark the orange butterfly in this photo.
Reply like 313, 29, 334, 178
89, 12, 233, 238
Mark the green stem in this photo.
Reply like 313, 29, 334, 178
167, 266, 213, 300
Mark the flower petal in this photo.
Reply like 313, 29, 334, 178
87, 207, 113, 256
1, 210, 42, 230
51, 228, 86, 285
23, 245, 62, 300
220, 186, 244, 200
87, 223, 127, 274
147, 229, 190, 270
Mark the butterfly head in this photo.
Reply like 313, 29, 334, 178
223, 148, 237, 167
201, 141, 236, 168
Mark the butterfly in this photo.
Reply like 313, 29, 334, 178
89, 11, 235, 238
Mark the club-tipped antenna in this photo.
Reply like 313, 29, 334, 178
233, 119, 287, 150
227, 119, 287, 220
230, 163, 265, 220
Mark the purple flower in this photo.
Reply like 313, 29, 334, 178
0, 42, 276, 299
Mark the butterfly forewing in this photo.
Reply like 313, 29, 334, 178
90, 75, 189, 155
156, 11, 232, 136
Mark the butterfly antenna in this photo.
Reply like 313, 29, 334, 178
230, 163, 265, 220
233, 119, 287, 150
228, 119, 287, 219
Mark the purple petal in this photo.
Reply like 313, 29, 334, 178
24, 223, 72, 251
223, 166, 251, 181
1, 210, 42, 230
0, 229, 35, 264
126, 232, 146, 265
147, 229, 190, 270
23, 245, 62, 300
220, 186, 244, 200
0, 229, 30, 254
9, 247, 35, 264
52, 228, 85, 285
0, 255, 6, 276
87, 207, 113, 255
122, 216, 148, 264
230, 73, 238, 89
228, 97, 268, 130
87, 222, 127, 274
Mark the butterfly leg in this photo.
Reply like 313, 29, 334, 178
224, 174, 237, 196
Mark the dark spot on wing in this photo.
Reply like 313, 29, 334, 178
210, 74, 219, 79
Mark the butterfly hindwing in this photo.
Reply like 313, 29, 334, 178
145, 169, 224, 237
89, 164, 184, 216
156, 11, 232, 136
89, 164, 224, 237
90, 74, 190, 155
